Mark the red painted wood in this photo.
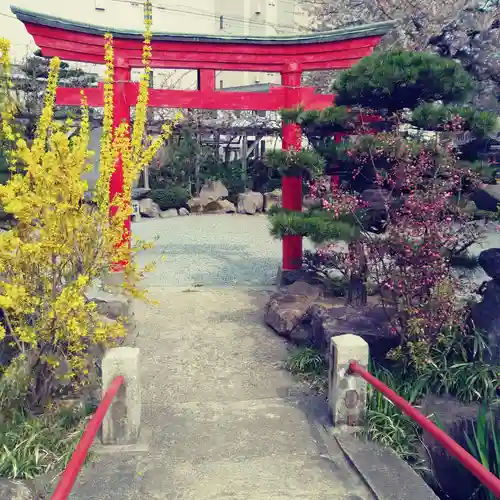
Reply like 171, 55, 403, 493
128, 85, 285, 110
349, 362, 500, 499
127, 58, 371, 73
282, 235, 303, 272
56, 84, 337, 111
32, 34, 373, 66
51, 376, 125, 500
110, 65, 131, 270
56, 84, 104, 107
25, 23, 381, 56
281, 69, 304, 271
282, 175, 303, 211
198, 69, 215, 92
45, 51, 368, 72
42, 47, 105, 65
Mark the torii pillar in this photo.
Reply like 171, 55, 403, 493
281, 63, 304, 272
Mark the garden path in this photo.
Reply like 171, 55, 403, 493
68, 214, 374, 500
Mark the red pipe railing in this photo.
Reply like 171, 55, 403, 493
348, 361, 500, 499
51, 375, 125, 500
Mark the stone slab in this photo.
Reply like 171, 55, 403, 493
334, 435, 439, 500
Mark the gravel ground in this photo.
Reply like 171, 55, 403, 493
132, 214, 499, 289
132, 213, 314, 288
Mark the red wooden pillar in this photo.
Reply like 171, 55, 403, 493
281, 65, 303, 271
111, 60, 131, 270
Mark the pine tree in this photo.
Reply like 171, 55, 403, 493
267, 50, 499, 306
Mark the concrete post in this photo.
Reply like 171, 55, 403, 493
328, 334, 369, 427
101, 347, 141, 445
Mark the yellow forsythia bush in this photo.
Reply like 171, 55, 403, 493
0, 20, 177, 409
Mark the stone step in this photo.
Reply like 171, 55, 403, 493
67, 452, 374, 500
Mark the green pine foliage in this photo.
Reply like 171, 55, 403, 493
269, 209, 360, 243
334, 50, 475, 111
150, 186, 189, 210
412, 103, 499, 137
265, 148, 326, 178
280, 106, 356, 131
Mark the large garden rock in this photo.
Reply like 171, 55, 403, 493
264, 189, 282, 212
199, 180, 228, 204
138, 198, 160, 218
478, 248, 500, 280
237, 190, 264, 214
470, 279, 500, 363
204, 199, 236, 214
472, 183, 500, 212
309, 304, 397, 357
0, 479, 34, 499
418, 395, 499, 500
265, 281, 322, 337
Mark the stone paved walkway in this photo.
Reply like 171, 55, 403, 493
68, 215, 373, 499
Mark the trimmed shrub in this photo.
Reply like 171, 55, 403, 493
334, 50, 474, 111
151, 186, 189, 210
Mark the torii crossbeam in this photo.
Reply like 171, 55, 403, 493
12, 6, 393, 274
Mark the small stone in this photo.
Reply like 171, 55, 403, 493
204, 199, 236, 214
264, 189, 282, 212
178, 207, 190, 216
187, 197, 204, 213
0, 479, 34, 499
237, 191, 264, 214
87, 291, 130, 320
160, 208, 178, 218
138, 198, 160, 218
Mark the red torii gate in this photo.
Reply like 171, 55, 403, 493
12, 6, 392, 274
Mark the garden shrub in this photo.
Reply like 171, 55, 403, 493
0, 24, 177, 413
334, 50, 474, 111
151, 186, 188, 210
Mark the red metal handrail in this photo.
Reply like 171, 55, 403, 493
348, 361, 500, 499
51, 375, 125, 500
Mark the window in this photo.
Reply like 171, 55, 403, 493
220, 15, 224, 30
